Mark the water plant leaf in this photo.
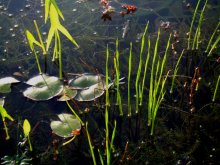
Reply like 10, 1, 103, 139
25, 30, 42, 51
23, 119, 31, 138
0, 105, 14, 122
69, 74, 105, 89
50, 113, 81, 138
46, 3, 78, 51
75, 81, 105, 101
68, 74, 111, 101
57, 86, 77, 101
23, 74, 63, 101
45, 0, 64, 23
0, 77, 20, 93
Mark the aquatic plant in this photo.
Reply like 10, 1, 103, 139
69, 74, 112, 101
50, 113, 81, 146
135, 22, 149, 112
148, 30, 171, 135
127, 42, 133, 116
0, 77, 20, 93
25, 21, 46, 74
23, 74, 63, 101
23, 119, 32, 151
1, 151, 32, 165
187, 0, 201, 50
86, 122, 97, 165
192, 0, 208, 50
26, 0, 79, 79
212, 75, 220, 102
205, 21, 220, 54
0, 103, 14, 140
170, 49, 184, 94
114, 39, 123, 116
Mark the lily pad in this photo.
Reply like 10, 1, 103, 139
75, 81, 106, 101
50, 113, 81, 138
57, 86, 77, 101
23, 74, 63, 101
69, 74, 105, 89
0, 77, 20, 93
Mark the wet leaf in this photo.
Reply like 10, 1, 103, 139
0, 77, 20, 93
75, 81, 105, 101
69, 74, 105, 89
23, 119, 31, 137
57, 86, 77, 101
50, 113, 81, 138
23, 74, 63, 101
0, 105, 14, 122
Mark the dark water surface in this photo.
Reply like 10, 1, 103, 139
0, 0, 220, 164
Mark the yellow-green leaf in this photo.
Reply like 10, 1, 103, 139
26, 30, 42, 50
23, 119, 31, 137
51, 0, 64, 20
46, 27, 56, 51
44, 0, 50, 23
50, 4, 61, 27
0, 105, 14, 121
58, 25, 79, 48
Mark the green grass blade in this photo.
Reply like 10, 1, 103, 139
208, 34, 220, 56
128, 42, 132, 116
86, 122, 97, 165
170, 50, 184, 94
212, 75, 220, 102
187, 0, 201, 50
205, 21, 220, 53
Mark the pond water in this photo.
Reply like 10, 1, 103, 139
0, 0, 220, 164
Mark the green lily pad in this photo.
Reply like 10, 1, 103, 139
50, 113, 81, 138
57, 86, 77, 101
0, 77, 20, 93
69, 74, 105, 89
75, 81, 106, 101
23, 74, 63, 101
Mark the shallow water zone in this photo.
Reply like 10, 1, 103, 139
0, 0, 220, 164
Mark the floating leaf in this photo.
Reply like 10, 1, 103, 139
23, 119, 31, 138
69, 74, 105, 89
57, 86, 77, 101
0, 77, 20, 93
69, 74, 113, 101
50, 113, 81, 138
75, 81, 105, 101
23, 74, 63, 101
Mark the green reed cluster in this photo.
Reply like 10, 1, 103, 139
114, 39, 123, 116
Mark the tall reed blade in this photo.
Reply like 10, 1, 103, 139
148, 29, 160, 126
205, 21, 220, 53
170, 49, 185, 94
114, 39, 123, 116
135, 21, 149, 113
128, 42, 133, 116
187, 0, 201, 50
86, 122, 97, 165
212, 75, 220, 102
192, 0, 208, 50
106, 45, 110, 107
140, 37, 151, 106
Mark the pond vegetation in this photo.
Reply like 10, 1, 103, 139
0, 0, 220, 164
